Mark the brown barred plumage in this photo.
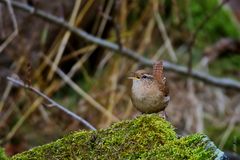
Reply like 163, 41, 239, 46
153, 61, 163, 83
153, 61, 169, 96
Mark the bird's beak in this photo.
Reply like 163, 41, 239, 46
128, 77, 139, 80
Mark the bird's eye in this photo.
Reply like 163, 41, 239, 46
142, 75, 147, 79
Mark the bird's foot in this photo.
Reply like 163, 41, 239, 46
161, 110, 168, 120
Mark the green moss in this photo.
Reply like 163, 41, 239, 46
0, 147, 9, 160
11, 114, 224, 160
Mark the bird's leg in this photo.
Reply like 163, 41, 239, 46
161, 110, 168, 120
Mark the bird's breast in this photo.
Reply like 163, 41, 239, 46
131, 80, 161, 99
131, 80, 169, 113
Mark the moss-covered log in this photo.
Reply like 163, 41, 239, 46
11, 114, 226, 159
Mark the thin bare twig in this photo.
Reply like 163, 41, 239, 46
0, 0, 18, 53
0, 57, 24, 112
153, 3, 177, 62
186, 0, 230, 74
43, 55, 119, 122
113, 20, 122, 51
110, 0, 123, 51
98, 8, 122, 51
0, 0, 240, 90
219, 104, 240, 148
47, 0, 82, 80
6, 76, 96, 131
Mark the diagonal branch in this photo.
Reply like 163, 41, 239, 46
0, 0, 240, 90
7, 76, 96, 131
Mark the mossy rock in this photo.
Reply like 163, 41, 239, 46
11, 114, 226, 160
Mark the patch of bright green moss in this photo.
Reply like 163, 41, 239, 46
11, 114, 224, 159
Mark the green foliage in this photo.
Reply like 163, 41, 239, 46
206, 121, 240, 153
53, 71, 94, 110
0, 147, 8, 160
188, 0, 240, 47
53, 87, 79, 110
126, 1, 149, 29
209, 55, 240, 80
11, 114, 223, 160
223, 129, 240, 153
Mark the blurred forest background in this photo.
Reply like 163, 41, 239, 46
0, 0, 240, 158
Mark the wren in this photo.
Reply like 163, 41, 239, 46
129, 61, 170, 114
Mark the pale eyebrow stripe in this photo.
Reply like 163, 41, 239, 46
143, 74, 154, 79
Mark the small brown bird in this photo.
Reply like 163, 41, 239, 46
128, 61, 170, 115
